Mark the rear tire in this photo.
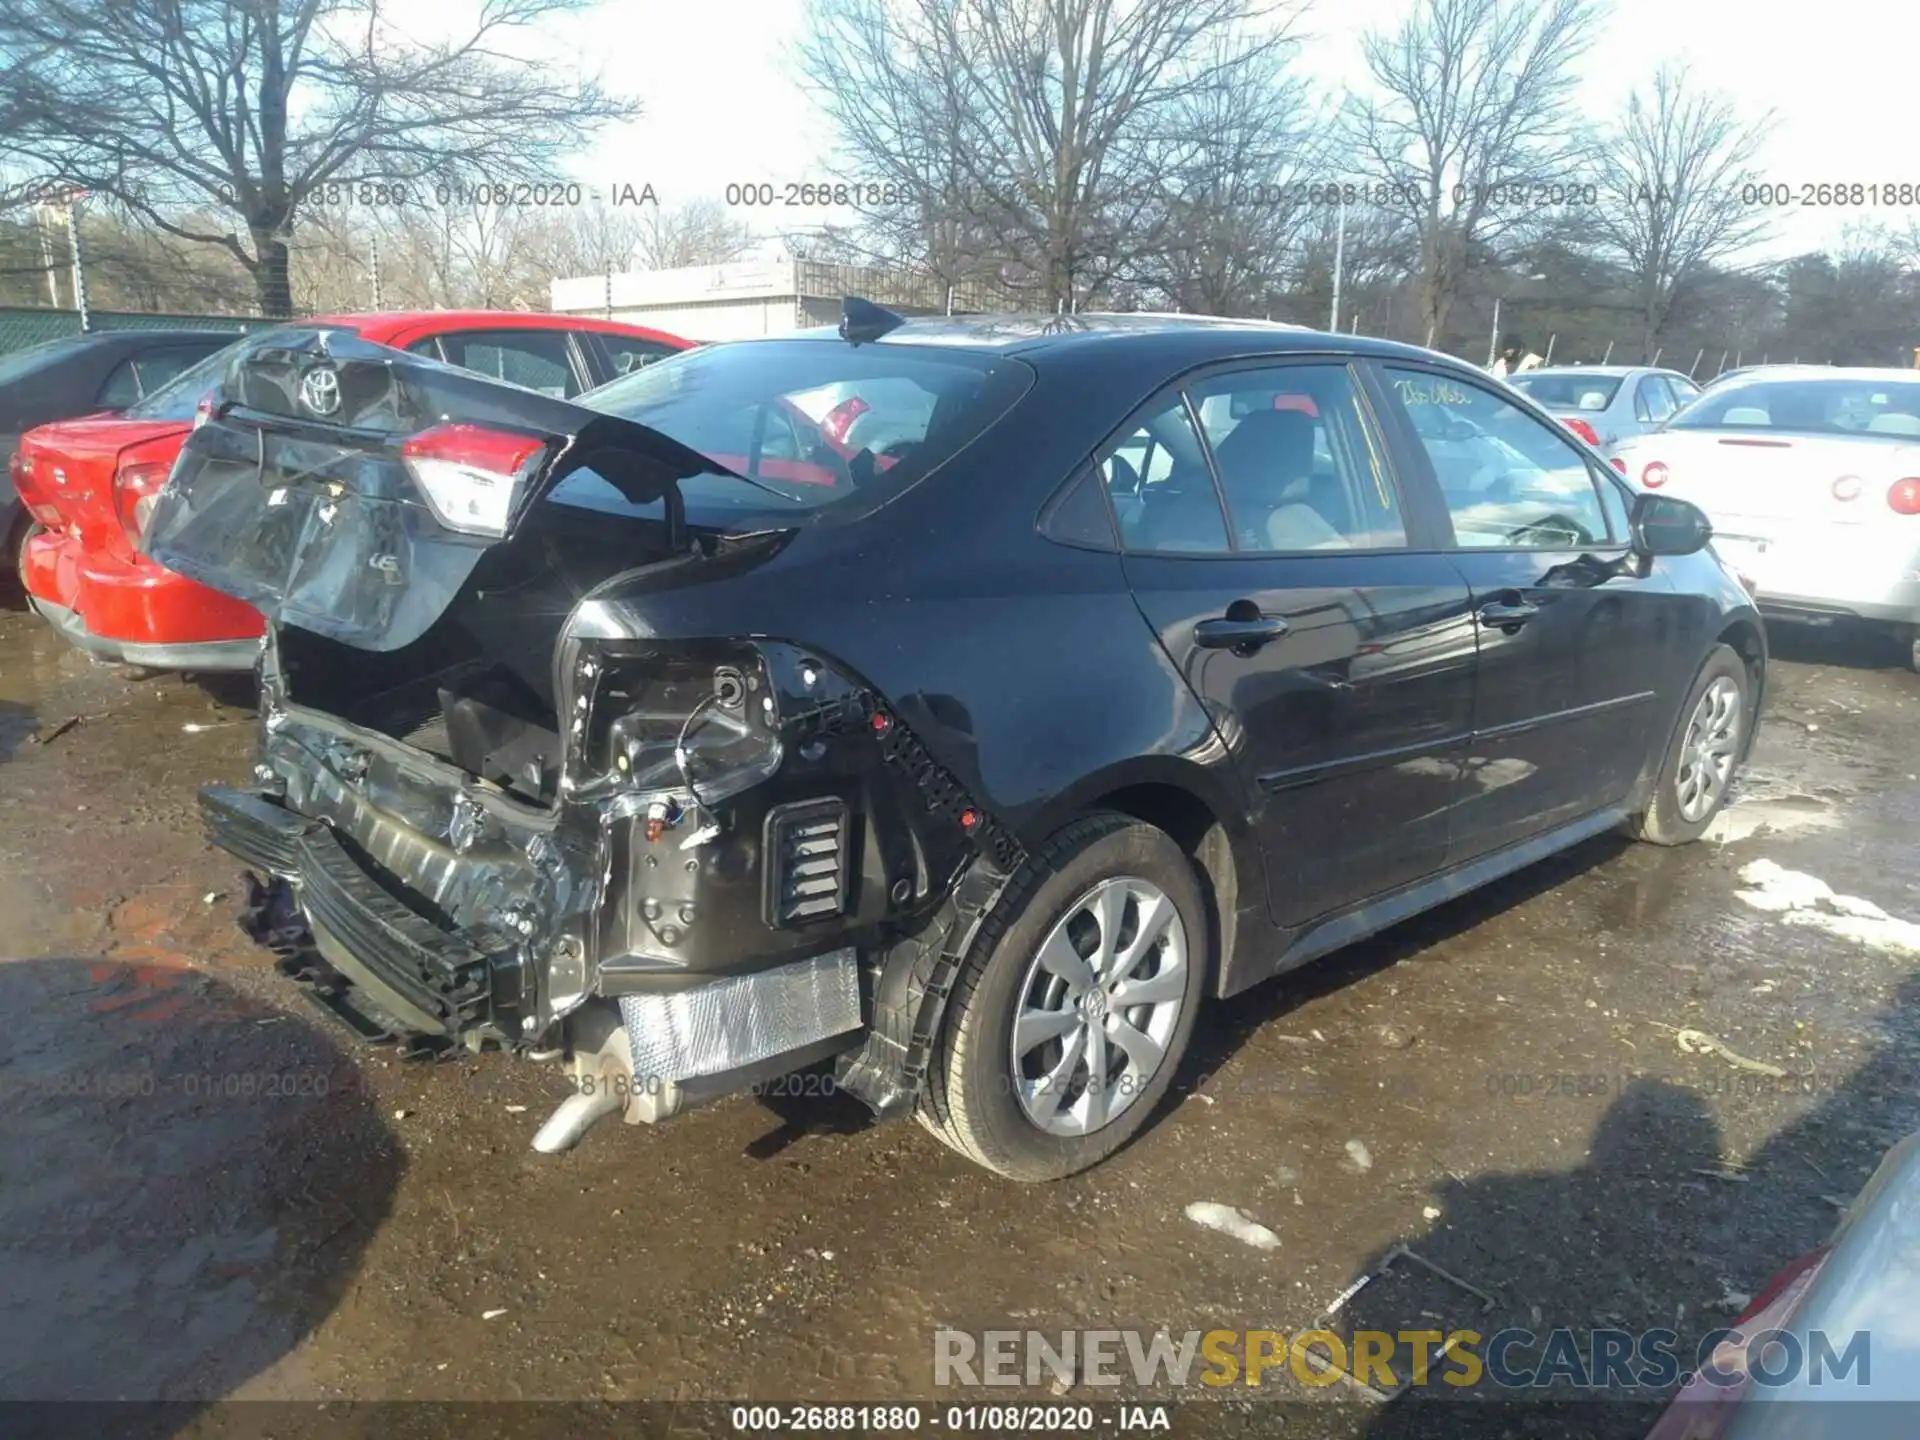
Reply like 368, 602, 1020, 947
1631, 644, 1751, 846
918, 813, 1208, 1181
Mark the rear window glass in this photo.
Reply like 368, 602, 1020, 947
123, 332, 300, 421
1670, 378, 1920, 437
557, 339, 1034, 520
1510, 374, 1624, 410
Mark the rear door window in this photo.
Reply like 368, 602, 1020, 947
1185, 365, 1405, 552
1104, 395, 1230, 555
433, 329, 585, 398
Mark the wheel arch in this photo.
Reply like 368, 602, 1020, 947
1036, 758, 1263, 1001
1714, 612, 1768, 756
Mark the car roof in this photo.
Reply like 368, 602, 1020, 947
1705, 364, 1920, 383
302, 310, 690, 345
781, 311, 1462, 369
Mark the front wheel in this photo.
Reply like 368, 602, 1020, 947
918, 813, 1208, 1181
1631, 644, 1752, 846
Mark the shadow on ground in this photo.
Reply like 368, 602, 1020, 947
0, 955, 402, 1432
0, 700, 34, 763
1764, 620, 1910, 671
1335, 973, 1920, 1440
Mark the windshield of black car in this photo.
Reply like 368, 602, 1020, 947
122, 331, 303, 421
1668, 377, 1920, 438
1511, 374, 1624, 410
551, 339, 1033, 520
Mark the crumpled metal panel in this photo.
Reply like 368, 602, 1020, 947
619, 948, 860, 1083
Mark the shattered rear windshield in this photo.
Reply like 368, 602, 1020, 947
552, 339, 1034, 520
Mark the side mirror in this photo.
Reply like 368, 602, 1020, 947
1630, 492, 1712, 557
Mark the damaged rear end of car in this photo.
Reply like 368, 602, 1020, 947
150, 324, 1032, 1150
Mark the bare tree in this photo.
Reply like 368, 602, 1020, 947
1585, 64, 1773, 359
803, 0, 1305, 311
1350, 0, 1603, 347
1134, 34, 1326, 315
0, 0, 634, 316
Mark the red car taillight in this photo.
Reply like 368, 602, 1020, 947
1642, 462, 1669, 489
400, 423, 548, 537
113, 458, 174, 549
1609, 457, 1627, 473
1562, 417, 1600, 446
12, 449, 63, 527
1889, 477, 1920, 514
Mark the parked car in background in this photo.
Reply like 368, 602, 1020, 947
1613, 366, 1920, 670
148, 306, 1763, 1181
1508, 365, 1703, 456
1644, 1126, 1918, 1439
0, 328, 243, 581
12, 310, 691, 670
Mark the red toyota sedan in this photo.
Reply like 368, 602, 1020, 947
11, 310, 691, 670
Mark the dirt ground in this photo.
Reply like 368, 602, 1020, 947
1, 597, 1916, 1440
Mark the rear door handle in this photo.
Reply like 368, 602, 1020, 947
1195, 615, 1290, 652
1476, 598, 1540, 632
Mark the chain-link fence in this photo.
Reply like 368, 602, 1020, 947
0, 306, 283, 357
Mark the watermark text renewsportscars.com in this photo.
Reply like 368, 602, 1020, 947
934, 1326, 1871, 1393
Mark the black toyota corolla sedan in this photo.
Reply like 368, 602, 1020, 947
146, 304, 1765, 1180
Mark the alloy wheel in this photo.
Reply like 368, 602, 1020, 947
1675, 675, 1743, 822
1010, 875, 1188, 1138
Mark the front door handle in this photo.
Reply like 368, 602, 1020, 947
1195, 615, 1290, 652
1476, 598, 1540, 632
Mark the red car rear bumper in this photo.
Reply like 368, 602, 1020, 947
22, 527, 263, 671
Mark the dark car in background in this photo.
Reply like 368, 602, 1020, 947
148, 306, 1767, 1181
0, 327, 243, 579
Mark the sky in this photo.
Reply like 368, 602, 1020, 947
432, 0, 1908, 267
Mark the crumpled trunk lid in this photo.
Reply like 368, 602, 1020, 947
144, 326, 718, 654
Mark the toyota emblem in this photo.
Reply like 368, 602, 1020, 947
298, 365, 342, 416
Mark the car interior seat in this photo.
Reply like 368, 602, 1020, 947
1722, 406, 1771, 425
1867, 412, 1920, 436
1209, 409, 1337, 544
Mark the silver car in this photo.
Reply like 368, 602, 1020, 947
1613, 366, 1920, 670
1508, 366, 1704, 456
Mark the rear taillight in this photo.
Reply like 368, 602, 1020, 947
10, 449, 60, 526
1562, 417, 1600, 446
400, 423, 548, 537
1642, 462, 1669, 489
1609, 457, 1627, 473
113, 459, 174, 549
1832, 475, 1863, 502
1889, 478, 1920, 515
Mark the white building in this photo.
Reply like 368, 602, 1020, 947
548, 256, 1008, 342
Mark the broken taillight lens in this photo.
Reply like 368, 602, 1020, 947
113, 458, 175, 550
400, 423, 549, 537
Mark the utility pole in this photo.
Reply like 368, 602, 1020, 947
63, 191, 92, 333
1601, 339, 1615, 364
1329, 196, 1345, 333
34, 204, 61, 305
1487, 295, 1501, 367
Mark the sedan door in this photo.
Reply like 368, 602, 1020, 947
1114, 360, 1478, 942
1373, 363, 1690, 860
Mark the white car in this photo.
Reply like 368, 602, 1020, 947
1613, 366, 1920, 670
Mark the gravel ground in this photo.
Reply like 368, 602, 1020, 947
1, 600, 1915, 1440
